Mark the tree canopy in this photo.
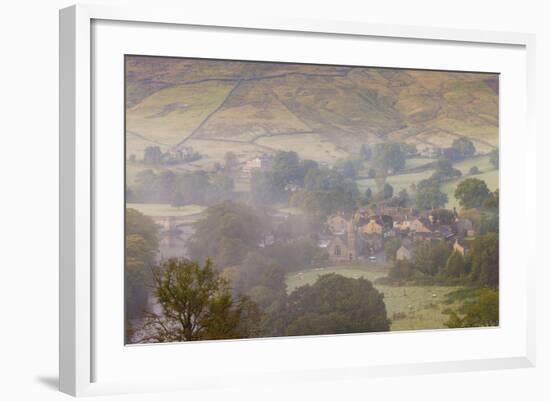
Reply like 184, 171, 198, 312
469, 232, 499, 288
290, 168, 360, 217
276, 274, 390, 336
140, 258, 259, 342
454, 178, 491, 209
125, 208, 159, 331
415, 182, 448, 210
445, 288, 498, 328
188, 201, 265, 267
373, 142, 406, 173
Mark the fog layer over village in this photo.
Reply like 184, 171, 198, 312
125, 56, 499, 343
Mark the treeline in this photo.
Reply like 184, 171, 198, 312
138, 258, 389, 342
125, 208, 159, 341
128, 200, 390, 342
250, 137, 495, 218
187, 201, 327, 271
128, 169, 236, 206
384, 232, 499, 288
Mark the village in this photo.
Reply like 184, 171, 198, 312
318, 206, 471, 264
124, 57, 500, 342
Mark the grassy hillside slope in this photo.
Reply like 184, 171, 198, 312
126, 56, 499, 166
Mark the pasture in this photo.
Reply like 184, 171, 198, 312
255, 133, 349, 164
286, 264, 465, 331
356, 154, 498, 209
126, 81, 235, 154
126, 203, 206, 218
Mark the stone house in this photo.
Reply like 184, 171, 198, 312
453, 239, 468, 256
396, 244, 414, 261
327, 214, 349, 235
362, 218, 384, 235
242, 153, 271, 176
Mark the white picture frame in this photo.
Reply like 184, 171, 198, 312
59, 3, 536, 397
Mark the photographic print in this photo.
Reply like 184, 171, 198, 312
125, 56, 499, 344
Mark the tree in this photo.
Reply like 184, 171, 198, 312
413, 240, 451, 276
207, 173, 235, 203
431, 159, 462, 181
483, 189, 499, 210
335, 158, 359, 179
360, 144, 372, 161
454, 178, 491, 209
124, 208, 158, 318
400, 143, 417, 157
125, 208, 159, 341
291, 168, 360, 217
415, 184, 448, 210
489, 148, 499, 168
140, 259, 259, 342
188, 201, 265, 267
445, 288, 498, 328
387, 189, 410, 207
382, 183, 394, 200
469, 166, 480, 175
233, 252, 286, 295
271, 151, 303, 186
280, 274, 390, 336
441, 250, 467, 278
469, 232, 499, 288
364, 187, 373, 204
171, 171, 210, 205
373, 142, 406, 174
144, 146, 163, 165
389, 259, 416, 280
429, 209, 455, 225
451, 137, 476, 160
384, 238, 402, 262
223, 151, 239, 172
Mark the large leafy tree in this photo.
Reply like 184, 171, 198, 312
125, 208, 159, 339
413, 240, 451, 276
430, 159, 462, 181
373, 142, 406, 174
451, 137, 476, 160
445, 288, 499, 328
188, 201, 265, 267
291, 168, 360, 217
141, 258, 259, 342
267, 274, 390, 337
143, 145, 163, 165
454, 178, 491, 209
469, 232, 499, 288
415, 184, 448, 210
441, 250, 467, 278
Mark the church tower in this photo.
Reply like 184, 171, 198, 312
347, 220, 357, 262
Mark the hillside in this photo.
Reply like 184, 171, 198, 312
126, 56, 498, 166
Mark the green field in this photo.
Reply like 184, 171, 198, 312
255, 133, 349, 163
127, 59, 498, 157
357, 170, 434, 194
356, 154, 498, 209
286, 265, 465, 331
126, 203, 206, 218
404, 157, 435, 171
126, 81, 236, 154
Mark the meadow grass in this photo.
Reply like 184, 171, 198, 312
255, 133, 349, 163
286, 264, 466, 331
126, 203, 206, 218
356, 154, 498, 209
126, 81, 236, 153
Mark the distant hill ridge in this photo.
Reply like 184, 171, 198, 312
126, 56, 498, 158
